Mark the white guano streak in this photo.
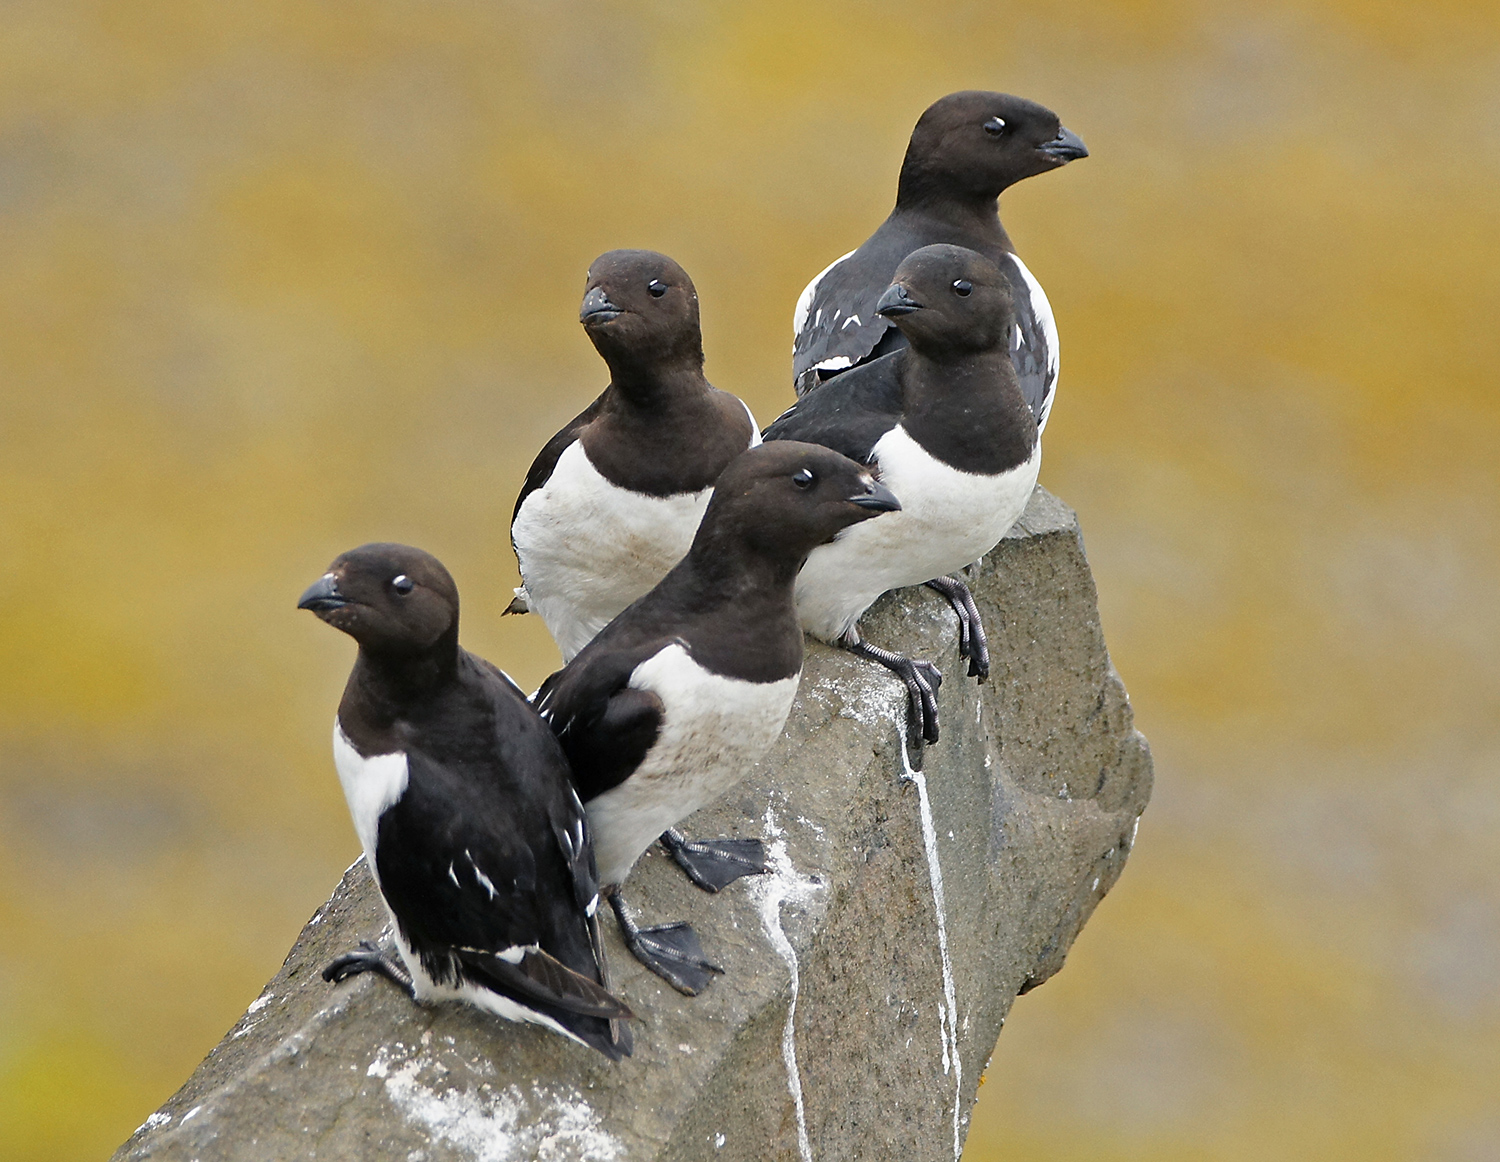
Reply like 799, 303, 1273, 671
749, 805, 824, 1162
898, 723, 964, 1162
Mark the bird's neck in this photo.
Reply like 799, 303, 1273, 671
342, 633, 460, 737
603, 356, 709, 413
892, 181, 1014, 252
897, 348, 1036, 473
659, 530, 806, 681
900, 344, 1013, 403
684, 527, 803, 600
905, 345, 1026, 418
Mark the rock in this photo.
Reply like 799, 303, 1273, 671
114, 487, 1151, 1162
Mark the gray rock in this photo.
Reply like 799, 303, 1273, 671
114, 487, 1151, 1162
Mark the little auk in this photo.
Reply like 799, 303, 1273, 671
299, 543, 633, 1059
533, 443, 901, 993
510, 249, 760, 661
766, 244, 1039, 745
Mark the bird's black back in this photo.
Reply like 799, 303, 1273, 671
764, 351, 906, 466
348, 651, 628, 1057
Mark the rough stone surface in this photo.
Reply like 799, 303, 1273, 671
114, 487, 1152, 1162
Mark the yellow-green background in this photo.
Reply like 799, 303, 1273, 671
2, 2, 1496, 1158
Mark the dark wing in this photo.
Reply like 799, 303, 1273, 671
373, 667, 630, 1032
511, 392, 606, 522
373, 750, 633, 1043
534, 641, 667, 803
762, 352, 905, 466
451, 945, 630, 1020
791, 248, 899, 396
1000, 254, 1059, 431
550, 806, 635, 1056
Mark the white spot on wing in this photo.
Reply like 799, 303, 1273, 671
466, 851, 499, 900
793, 249, 856, 339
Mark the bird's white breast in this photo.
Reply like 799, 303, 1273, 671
794, 424, 1041, 642
331, 721, 409, 875
512, 440, 713, 661
585, 644, 800, 886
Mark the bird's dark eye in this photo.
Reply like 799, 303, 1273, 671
952, 279, 973, 296
648, 280, 668, 298
792, 468, 815, 489
392, 575, 415, 596
983, 116, 1006, 137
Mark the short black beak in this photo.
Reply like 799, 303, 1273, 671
580, 286, 623, 324
1038, 125, 1088, 163
298, 573, 349, 613
875, 283, 922, 318
850, 478, 901, 513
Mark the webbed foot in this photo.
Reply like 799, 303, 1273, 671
844, 637, 943, 745
322, 940, 416, 998
660, 829, 769, 893
607, 888, 724, 996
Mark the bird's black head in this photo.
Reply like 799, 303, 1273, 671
696, 442, 900, 567
298, 543, 460, 657
875, 243, 1013, 357
898, 90, 1087, 204
579, 249, 703, 371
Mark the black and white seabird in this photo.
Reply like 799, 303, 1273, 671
533, 443, 901, 994
791, 89, 1087, 434
298, 543, 633, 1059
510, 249, 761, 662
766, 244, 1039, 745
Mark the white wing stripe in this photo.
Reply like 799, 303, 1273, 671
793, 249, 856, 340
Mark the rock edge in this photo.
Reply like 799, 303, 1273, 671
115, 486, 1152, 1162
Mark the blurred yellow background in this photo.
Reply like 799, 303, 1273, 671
2, 2, 1497, 1158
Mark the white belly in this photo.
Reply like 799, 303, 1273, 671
512, 440, 712, 661
332, 721, 409, 874
794, 425, 1041, 642
585, 644, 800, 886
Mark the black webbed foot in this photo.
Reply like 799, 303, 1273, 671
925, 575, 990, 681
844, 637, 943, 745
322, 939, 416, 998
608, 888, 724, 996
660, 829, 769, 893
